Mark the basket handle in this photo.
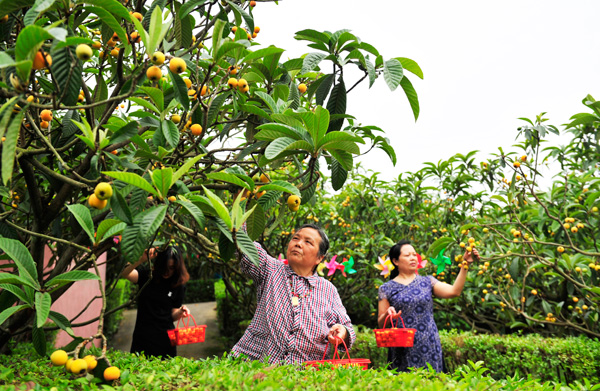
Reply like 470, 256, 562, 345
175, 313, 196, 329
383, 313, 406, 329
321, 336, 352, 362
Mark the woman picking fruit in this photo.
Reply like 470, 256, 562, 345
122, 246, 190, 358
231, 224, 356, 364
378, 240, 479, 372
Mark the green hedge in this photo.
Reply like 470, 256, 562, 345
0, 343, 594, 390
350, 327, 600, 385
104, 279, 132, 338
185, 279, 216, 303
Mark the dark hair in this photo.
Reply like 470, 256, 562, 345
388, 239, 412, 280
297, 223, 330, 258
153, 246, 189, 288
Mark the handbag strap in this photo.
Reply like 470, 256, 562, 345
383, 313, 406, 329
321, 336, 352, 361
175, 312, 195, 329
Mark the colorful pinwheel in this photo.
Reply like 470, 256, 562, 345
325, 255, 342, 276
278, 254, 288, 265
374, 255, 395, 278
415, 253, 427, 275
430, 249, 451, 274
341, 257, 357, 277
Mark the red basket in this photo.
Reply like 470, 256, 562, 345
167, 314, 206, 346
304, 337, 370, 370
373, 314, 416, 348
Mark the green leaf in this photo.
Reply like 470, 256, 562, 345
0, 53, 15, 69
0, 0, 34, 16
151, 167, 173, 198
0, 284, 32, 305
45, 271, 100, 289
161, 119, 180, 148
102, 171, 158, 196
48, 311, 74, 337
2, 110, 23, 186
244, 46, 285, 62
176, 200, 205, 228
326, 78, 346, 132
259, 180, 301, 197
81, 0, 130, 20
84, 6, 128, 47
206, 92, 229, 126
301, 52, 327, 75
14, 25, 52, 80
95, 219, 122, 244
294, 29, 331, 46
219, 231, 235, 261
313, 105, 330, 144
130, 97, 160, 115
235, 231, 259, 267
109, 122, 139, 144
110, 189, 133, 225
34, 291, 51, 328
121, 205, 168, 263
257, 190, 281, 211
140, 86, 164, 112
383, 58, 404, 91
0, 274, 37, 288
246, 202, 265, 241
0, 237, 39, 289
202, 186, 232, 230
212, 19, 227, 62
400, 76, 420, 121
329, 149, 353, 171
395, 57, 423, 79
32, 324, 46, 356
168, 69, 189, 110
331, 159, 347, 191
179, 0, 206, 19
92, 74, 108, 120
207, 172, 252, 190
66, 204, 95, 244
265, 137, 296, 160
172, 154, 204, 184
428, 237, 455, 259
50, 45, 83, 106
0, 304, 27, 327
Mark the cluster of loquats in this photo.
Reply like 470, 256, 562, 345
88, 182, 113, 210
50, 349, 120, 382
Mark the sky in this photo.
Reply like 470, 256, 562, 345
252, 0, 600, 181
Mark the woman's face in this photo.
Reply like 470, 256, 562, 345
392, 244, 419, 272
162, 259, 176, 279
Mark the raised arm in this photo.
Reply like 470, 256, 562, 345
433, 248, 479, 299
121, 248, 156, 283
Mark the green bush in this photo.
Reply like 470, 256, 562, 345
351, 327, 600, 385
185, 279, 216, 303
0, 343, 596, 390
104, 279, 133, 338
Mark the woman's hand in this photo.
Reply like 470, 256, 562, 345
463, 247, 480, 263
327, 324, 348, 344
385, 306, 402, 319
180, 305, 190, 317
140, 247, 157, 263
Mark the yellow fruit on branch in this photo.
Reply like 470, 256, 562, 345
168, 196, 177, 202
146, 66, 162, 81
104, 366, 121, 381
513, 161, 520, 168
171, 114, 181, 124
83, 355, 97, 371
298, 83, 307, 93
95, 182, 113, 200
40, 109, 53, 122
190, 124, 203, 136
32, 50, 52, 70
227, 78, 238, 88
70, 359, 88, 375
151, 51, 165, 65
131, 11, 143, 21
50, 350, 68, 366
183, 77, 192, 89
259, 173, 269, 183
287, 195, 300, 211
76, 44, 93, 61
557, 246, 565, 253
169, 57, 186, 74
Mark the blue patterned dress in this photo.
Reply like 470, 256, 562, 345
378, 275, 443, 372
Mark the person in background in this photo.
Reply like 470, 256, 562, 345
378, 240, 479, 372
231, 224, 356, 364
122, 246, 190, 358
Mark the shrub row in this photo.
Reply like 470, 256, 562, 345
0, 343, 595, 391
351, 327, 600, 385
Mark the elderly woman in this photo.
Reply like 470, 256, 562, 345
231, 224, 356, 364
378, 240, 479, 372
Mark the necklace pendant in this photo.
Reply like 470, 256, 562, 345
291, 296, 299, 306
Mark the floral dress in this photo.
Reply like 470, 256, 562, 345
378, 275, 443, 372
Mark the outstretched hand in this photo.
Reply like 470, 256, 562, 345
463, 247, 480, 263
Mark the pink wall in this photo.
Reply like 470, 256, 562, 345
48, 248, 106, 348
0, 246, 106, 348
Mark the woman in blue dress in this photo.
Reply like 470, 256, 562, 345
377, 240, 479, 372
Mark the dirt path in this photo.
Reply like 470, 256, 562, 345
109, 301, 226, 359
